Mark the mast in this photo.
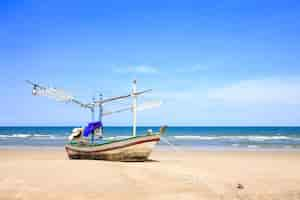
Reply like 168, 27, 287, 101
91, 97, 96, 121
99, 93, 103, 121
91, 97, 96, 144
99, 93, 103, 137
132, 80, 137, 137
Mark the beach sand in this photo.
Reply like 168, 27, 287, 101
0, 149, 300, 200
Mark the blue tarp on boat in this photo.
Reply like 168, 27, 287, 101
83, 121, 103, 137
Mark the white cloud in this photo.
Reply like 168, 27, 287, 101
208, 78, 300, 105
154, 91, 202, 101
176, 64, 210, 73
114, 65, 158, 74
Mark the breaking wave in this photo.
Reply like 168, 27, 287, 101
0, 134, 67, 140
1, 134, 300, 142
172, 135, 300, 141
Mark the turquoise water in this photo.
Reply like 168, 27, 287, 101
1, 126, 300, 150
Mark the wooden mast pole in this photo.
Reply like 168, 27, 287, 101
99, 94, 103, 121
91, 97, 96, 144
99, 93, 103, 137
91, 97, 95, 121
132, 80, 137, 137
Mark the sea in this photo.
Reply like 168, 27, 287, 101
1, 126, 300, 150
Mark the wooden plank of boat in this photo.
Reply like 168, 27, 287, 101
65, 134, 161, 161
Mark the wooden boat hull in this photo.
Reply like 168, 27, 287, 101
65, 134, 160, 161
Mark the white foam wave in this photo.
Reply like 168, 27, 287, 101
0, 133, 132, 140
1, 133, 299, 142
0, 134, 67, 140
0, 134, 32, 139
32, 134, 65, 140
172, 135, 299, 141
173, 136, 216, 140
247, 145, 259, 148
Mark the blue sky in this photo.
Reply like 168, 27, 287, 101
1, 0, 300, 126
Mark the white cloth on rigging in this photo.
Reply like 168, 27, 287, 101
34, 87, 74, 102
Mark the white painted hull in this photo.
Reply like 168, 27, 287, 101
65, 134, 160, 161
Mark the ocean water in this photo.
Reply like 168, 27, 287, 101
1, 126, 300, 150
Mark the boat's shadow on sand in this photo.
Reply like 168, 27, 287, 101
120, 159, 160, 163
68, 157, 160, 163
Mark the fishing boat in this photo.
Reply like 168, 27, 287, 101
26, 80, 166, 161
65, 126, 166, 161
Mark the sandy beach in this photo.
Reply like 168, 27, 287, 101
0, 149, 300, 200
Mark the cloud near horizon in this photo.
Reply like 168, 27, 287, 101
207, 78, 300, 106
